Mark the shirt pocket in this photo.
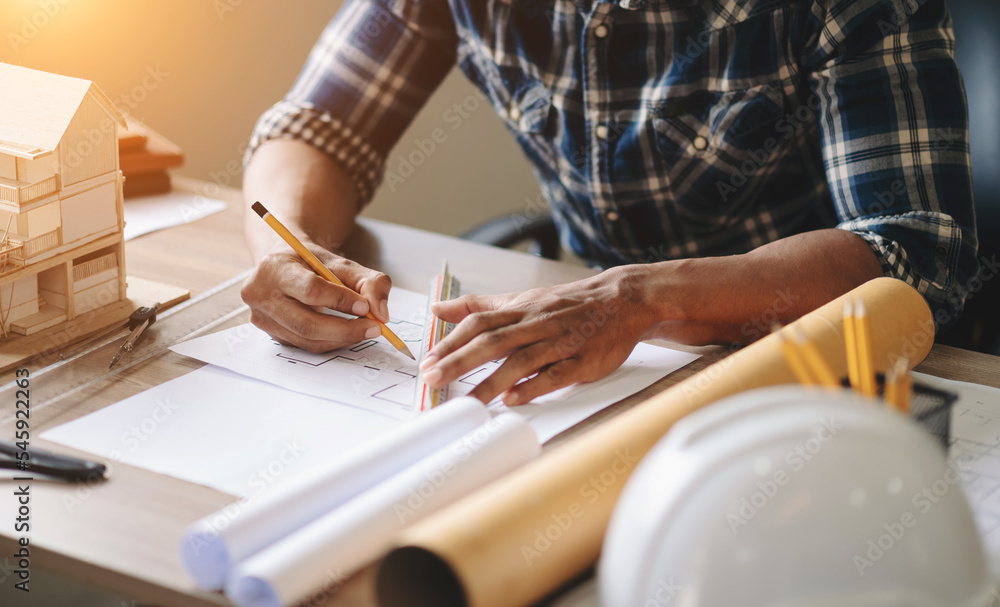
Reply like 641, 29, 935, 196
495, 68, 555, 135
650, 82, 788, 230
460, 45, 556, 137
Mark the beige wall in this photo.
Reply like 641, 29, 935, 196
0, 0, 541, 237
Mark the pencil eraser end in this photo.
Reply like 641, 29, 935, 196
251, 201, 268, 218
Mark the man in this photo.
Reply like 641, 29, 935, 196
241, 0, 977, 406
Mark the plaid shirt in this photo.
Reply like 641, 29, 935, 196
248, 0, 978, 327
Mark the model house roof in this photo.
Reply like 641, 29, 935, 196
0, 63, 126, 160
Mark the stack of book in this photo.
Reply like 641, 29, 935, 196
119, 115, 184, 198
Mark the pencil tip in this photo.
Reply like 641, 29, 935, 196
401, 344, 415, 360
251, 201, 268, 218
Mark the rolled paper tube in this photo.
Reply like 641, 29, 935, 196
180, 396, 490, 590
226, 412, 541, 607
377, 277, 935, 607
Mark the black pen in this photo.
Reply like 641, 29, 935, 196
0, 441, 107, 483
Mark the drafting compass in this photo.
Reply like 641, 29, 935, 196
109, 303, 161, 369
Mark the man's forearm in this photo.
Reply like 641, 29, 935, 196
639, 229, 885, 345
243, 139, 360, 262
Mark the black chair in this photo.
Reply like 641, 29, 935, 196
461, 0, 1000, 354
459, 210, 561, 260
936, 0, 1000, 355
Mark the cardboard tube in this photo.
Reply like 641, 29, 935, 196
377, 278, 935, 607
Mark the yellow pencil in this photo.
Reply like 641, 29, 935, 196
896, 362, 912, 414
854, 299, 877, 397
252, 201, 414, 360
843, 299, 862, 392
885, 357, 911, 413
792, 327, 841, 388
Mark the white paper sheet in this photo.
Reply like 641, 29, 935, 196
180, 397, 490, 591
43, 341, 694, 502
913, 372, 1000, 575
169, 287, 700, 430
41, 366, 402, 497
124, 190, 227, 240
226, 412, 540, 607
482, 344, 698, 442
170, 289, 429, 419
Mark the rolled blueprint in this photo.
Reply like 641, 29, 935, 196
226, 411, 541, 607
377, 277, 937, 607
180, 396, 490, 590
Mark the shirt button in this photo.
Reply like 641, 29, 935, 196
692, 135, 708, 151
509, 104, 522, 122
605, 210, 620, 222
594, 24, 609, 38
595, 124, 609, 140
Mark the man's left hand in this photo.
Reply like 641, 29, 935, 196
419, 267, 657, 405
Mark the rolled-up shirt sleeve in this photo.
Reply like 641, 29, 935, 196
803, 0, 978, 330
246, 0, 458, 205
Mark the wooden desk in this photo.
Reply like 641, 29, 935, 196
1, 178, 998, 607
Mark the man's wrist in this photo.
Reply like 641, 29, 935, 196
628, 256, 743, 345
611, 261, 692, 340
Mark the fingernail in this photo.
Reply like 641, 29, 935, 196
365, 325, 380, 339
503, 391, 520, 406
420, 354, 438, 370
423, 368, 442, 386
379, 300, 389, 320
352, 300, 369, 316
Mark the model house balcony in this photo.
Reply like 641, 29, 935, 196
0, 174, 59, 209
0, 228, 62, 275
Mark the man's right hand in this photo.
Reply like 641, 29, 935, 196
240, 245, 393, 353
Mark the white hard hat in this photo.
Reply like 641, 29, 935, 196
599, 386, 994, 607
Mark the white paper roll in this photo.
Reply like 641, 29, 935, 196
226, 412, 541, 607
180, 397, 490, 590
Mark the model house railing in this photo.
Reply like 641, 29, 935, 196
0, 241, 25, 272
0, 229, 62, 275
0, 175, 59, 206
73, 252, 118, 282
22, 228, 61, 258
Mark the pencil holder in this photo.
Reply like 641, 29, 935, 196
842, 375, 956, 449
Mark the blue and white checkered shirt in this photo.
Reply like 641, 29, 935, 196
248, 0, 978, 327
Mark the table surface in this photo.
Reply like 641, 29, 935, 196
1, 177, 997, 607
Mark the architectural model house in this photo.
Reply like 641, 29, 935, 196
0, 63, 127, 338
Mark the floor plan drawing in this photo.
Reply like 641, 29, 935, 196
170, 285, 702, 433
171, 288, 431, 418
